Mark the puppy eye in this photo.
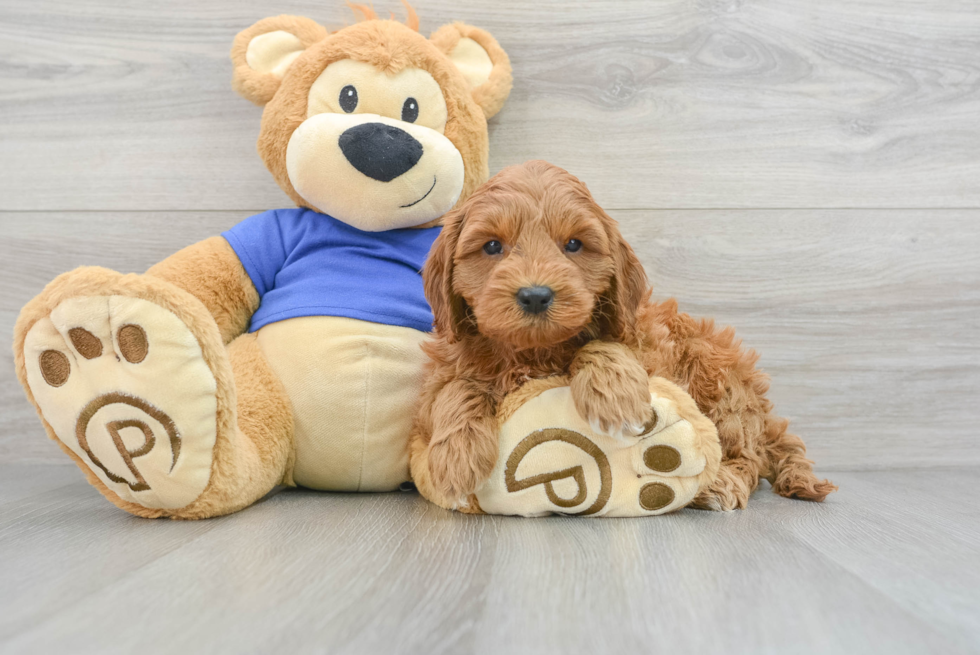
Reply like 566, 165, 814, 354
564, 239, 583, 253
402, 97, 419, 123
339, 85, 358, 113
483, 240, 503, 255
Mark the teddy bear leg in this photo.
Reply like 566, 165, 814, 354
14, 267, 292, 519
473, 377, 722, 517
171, 331, 294, 519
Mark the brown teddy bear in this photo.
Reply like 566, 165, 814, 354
12, 5, 512, 519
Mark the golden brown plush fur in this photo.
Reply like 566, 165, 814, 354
233, 11, 511, 215
410, 161, 836, 511
146, 237, 259, 344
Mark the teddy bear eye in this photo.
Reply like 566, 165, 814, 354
339, 85, 358, 113
402, 97, 419, 123
483, 240, 503, 255
564, 239, 583, 253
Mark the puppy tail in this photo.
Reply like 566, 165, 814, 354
763, 415, 837, 502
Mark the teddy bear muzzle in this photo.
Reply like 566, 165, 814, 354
285, 112, 465, 232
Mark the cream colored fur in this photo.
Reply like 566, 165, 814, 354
447, 37, 494, 90
256, 316, 428, 491
285, 112, 464, 230
246, 31, 306, 77
24, 296, 218, 509
469, 377, 720, 517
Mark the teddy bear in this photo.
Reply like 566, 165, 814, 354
12, 5, 513, 519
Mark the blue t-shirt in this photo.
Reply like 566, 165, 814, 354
222, 208, 440, 333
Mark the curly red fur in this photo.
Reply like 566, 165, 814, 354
411, 160, 836, 509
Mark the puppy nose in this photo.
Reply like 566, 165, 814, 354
516, 286, 554, 315
338, 122, 423, 182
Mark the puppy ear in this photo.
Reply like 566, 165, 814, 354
429, 23, 512, 119
230, 16, 328, 106
600, 223, 649, 342
424, 207, 470, 343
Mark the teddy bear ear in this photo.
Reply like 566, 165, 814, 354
230, 15, 329, 106
430, 23, 513, 119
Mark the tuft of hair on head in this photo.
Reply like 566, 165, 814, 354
346, 1, 419, 31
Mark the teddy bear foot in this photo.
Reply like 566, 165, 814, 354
473, 378, 722, 517
21, 291, 219, 512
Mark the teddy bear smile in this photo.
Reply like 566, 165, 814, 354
400, 175, 437, 208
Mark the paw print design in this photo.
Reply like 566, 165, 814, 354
475, 381, 720, 517
23, 296, 218, 510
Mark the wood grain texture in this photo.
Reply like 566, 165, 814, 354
1, 0, 980, 210
622, 208, 980, 470
0, 464, 221, 642
0, 465, 977, 654
3, 210, 977, 469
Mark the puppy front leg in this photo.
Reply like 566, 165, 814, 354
426, 379, 499, 507
571, 341, 653, 439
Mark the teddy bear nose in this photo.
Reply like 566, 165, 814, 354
516, 286, 554, 315
338, 122, 424, 183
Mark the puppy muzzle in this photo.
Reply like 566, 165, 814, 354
516, 286, 554, 315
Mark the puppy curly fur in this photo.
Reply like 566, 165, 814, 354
410, 160, 836, 511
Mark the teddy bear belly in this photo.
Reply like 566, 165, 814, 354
255, 315, 429, 491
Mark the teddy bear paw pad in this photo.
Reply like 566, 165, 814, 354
23, 296, 218, 510
474, 385, 714, 517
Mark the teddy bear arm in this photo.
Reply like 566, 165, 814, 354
146, 236, 260, 344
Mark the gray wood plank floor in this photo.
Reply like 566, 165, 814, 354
0, 464, 977, 655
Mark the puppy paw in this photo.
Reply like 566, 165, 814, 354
426, 424, 498, 505
571, 357, 652, 439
